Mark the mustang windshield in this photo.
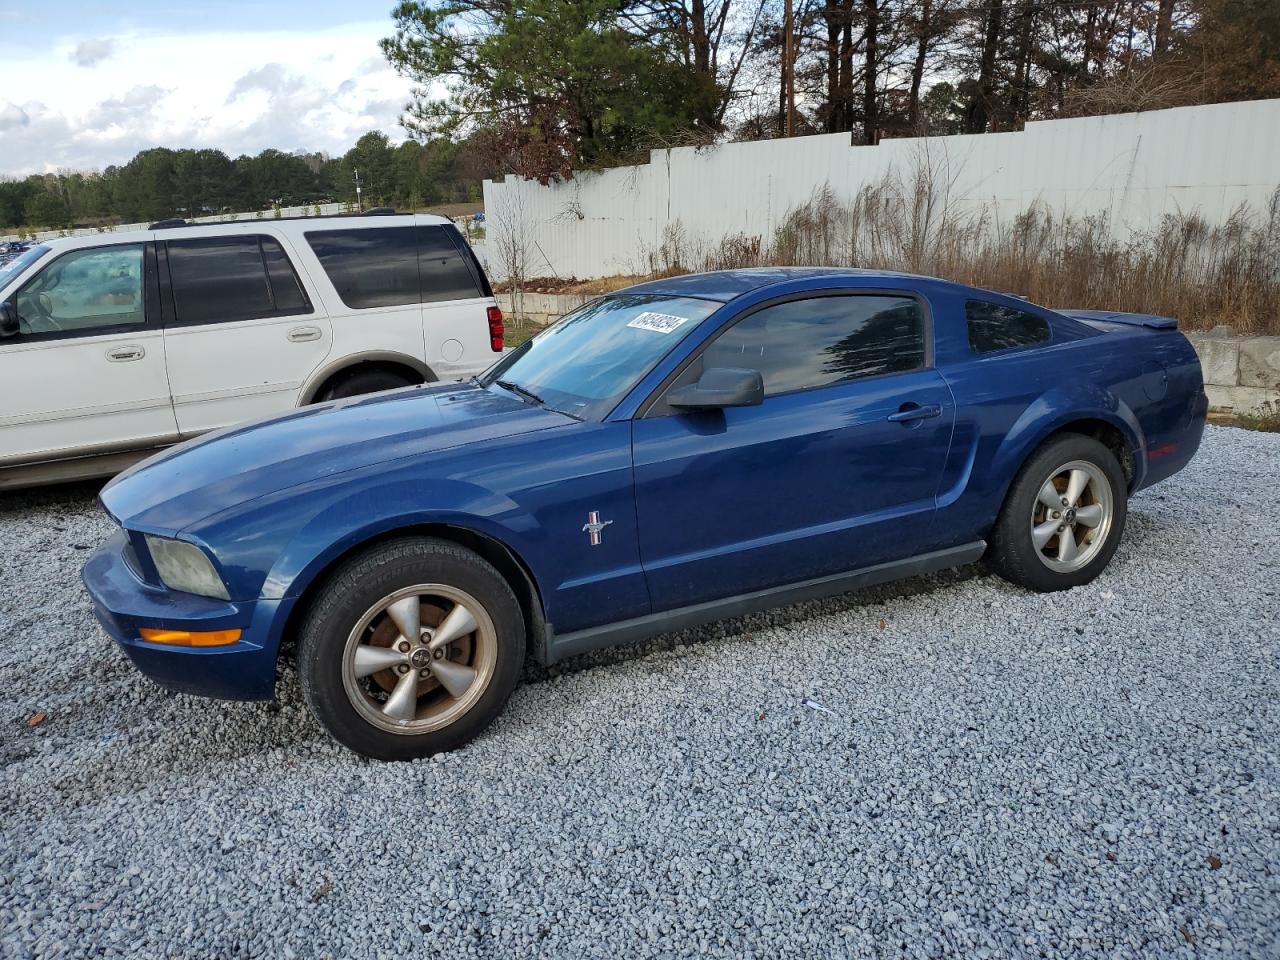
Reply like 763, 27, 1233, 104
481, 294, 717, 419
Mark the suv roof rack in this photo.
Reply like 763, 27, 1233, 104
142, 209, 419, 231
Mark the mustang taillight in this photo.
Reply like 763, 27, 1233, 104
487, 305, 504, 352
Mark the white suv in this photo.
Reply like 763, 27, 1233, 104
0, 212, 504, 488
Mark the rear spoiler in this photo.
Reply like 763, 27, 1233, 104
1055, 309, 1178, 331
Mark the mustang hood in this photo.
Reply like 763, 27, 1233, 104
101, 381, 575, 534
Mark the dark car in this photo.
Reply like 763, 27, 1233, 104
83, 268, 1207, 759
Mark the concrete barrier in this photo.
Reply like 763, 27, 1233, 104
1186, 333, 1280, 415
498, 293, 1280, 415
497, 291, 592, 329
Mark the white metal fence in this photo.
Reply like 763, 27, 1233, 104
482, 98, 1280, 281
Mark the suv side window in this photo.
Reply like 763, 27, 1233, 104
966, 299, 1050, 353
305, 227, 419, 309
418, 225, 481, 302
700, 294, 925, 397
14, 243, 148, 339
261, 237, 311, 313
166, 235, 310, 326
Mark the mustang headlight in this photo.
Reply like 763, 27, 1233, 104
143, 535, 230, 600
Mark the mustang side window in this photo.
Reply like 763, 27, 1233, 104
14, 244, 146, 338
966, 299, 1051, 353
701, 295, 925, 397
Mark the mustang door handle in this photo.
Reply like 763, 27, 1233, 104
887, 402, 943, 423
287, 326, 322, 343
106, 345, 144, 362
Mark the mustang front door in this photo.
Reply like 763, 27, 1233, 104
631, 292, 955, 612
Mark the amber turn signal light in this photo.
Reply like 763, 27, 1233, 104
138, 628, 242, 647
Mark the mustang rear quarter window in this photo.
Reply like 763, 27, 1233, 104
966, 299, 1051, 353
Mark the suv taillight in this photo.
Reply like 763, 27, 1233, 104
487, 305, 504, 352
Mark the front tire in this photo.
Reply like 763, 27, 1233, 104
987, 433, 1128, 592
297, 537, 524, 760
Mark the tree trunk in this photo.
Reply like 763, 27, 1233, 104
966, 0, 1003, 133
841, 17, 855, 132
1154, 0, 1175, 57
907, 0, 932, 129
691, 0, 712, 74
1013, 1, 1035, 125
862, 0, 879, 144
1083, 3, 1099, 78
826, 10, 842, 132
779, 34, 788, 134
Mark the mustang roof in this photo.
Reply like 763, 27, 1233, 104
621, 267, 934, 302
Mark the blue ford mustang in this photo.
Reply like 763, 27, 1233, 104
83, 268, 1207, 759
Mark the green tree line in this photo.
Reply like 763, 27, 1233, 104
2, 131, 495, 232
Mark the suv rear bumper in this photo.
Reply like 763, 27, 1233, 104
82, 531, 289, 701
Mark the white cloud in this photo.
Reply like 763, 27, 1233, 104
71, 37, 116, 67
0, 102, 30, 130
1, 22, 416, 176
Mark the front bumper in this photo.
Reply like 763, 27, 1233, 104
82, 530, 290, 701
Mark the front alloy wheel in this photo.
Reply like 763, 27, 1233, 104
342, 584, 498, 735
298, 538, 524, 760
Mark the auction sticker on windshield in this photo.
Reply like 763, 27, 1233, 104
627, 312, 691, 334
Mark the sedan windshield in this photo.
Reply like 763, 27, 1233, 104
481, 294, 718, 419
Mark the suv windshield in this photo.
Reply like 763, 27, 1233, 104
481, 293, 718, 419
0, 244, 50, 287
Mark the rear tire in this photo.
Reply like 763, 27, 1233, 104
297, 537, 524, 761
987, 433, 1128, 592
316, 368, 418, 402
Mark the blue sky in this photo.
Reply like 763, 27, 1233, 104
0, 1, 418, 175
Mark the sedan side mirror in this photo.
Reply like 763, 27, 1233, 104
0, 301, 17, 339
667, 367, 764, 410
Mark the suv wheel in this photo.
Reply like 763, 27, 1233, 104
316, 368, 417, 402
987, 433, 1128, 592
297, 537, 524, 760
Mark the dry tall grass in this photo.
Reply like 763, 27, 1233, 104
643, 173, 1280, 335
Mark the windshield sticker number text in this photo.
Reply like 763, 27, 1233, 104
627, 312, 690, 334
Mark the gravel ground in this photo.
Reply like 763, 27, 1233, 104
1, 425, 1277, 959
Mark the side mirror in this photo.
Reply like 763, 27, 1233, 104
667, 367, 764, 410
0, 301, 17, 339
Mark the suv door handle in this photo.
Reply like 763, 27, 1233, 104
287, 325, 322, 343
106, 345, 144, 362
887, 402, 943, 423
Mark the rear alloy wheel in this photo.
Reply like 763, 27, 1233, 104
1029, 459, 1114, 574
298, 538, 523, 760
987, 433, 1127, 592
